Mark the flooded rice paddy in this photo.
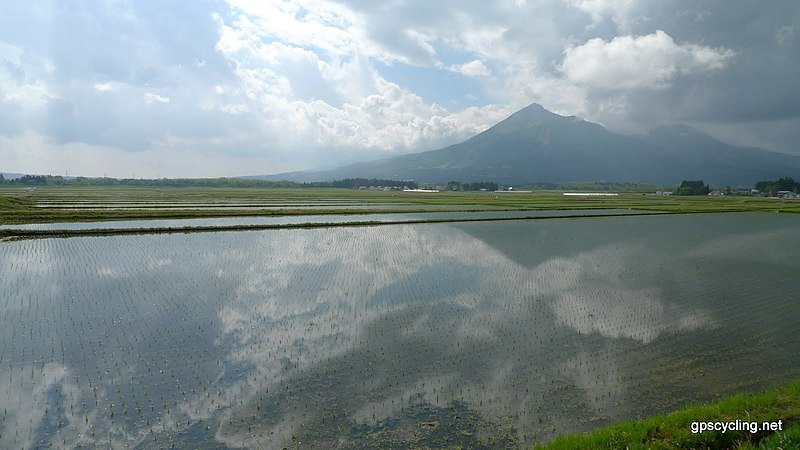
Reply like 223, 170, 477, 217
0, 209, 647, 231
1, 213, 799, 448
32, 203, 513, 212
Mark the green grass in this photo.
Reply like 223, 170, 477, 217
538, 378, 800, 449
1, 186, 798, 225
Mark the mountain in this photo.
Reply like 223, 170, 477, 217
0, 172, 29, 180
1, 172, 77, 180
641, 125, 800, 184
259, 104, 800, 185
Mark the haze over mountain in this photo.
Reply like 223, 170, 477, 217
258, 104, 800, 186
0, 172, 28, 180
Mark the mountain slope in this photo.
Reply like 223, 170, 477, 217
261, 104, 800, 185
642, 125, 800, 184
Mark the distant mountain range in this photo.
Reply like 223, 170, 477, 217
0, 172, 28, 180
256, 103, 800, 186
1, 172, 76, 181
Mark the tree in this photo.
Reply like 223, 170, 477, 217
444, 181, 498, 191
675, 180, 710, 196
755, 177, 799, 195
775, 177, 798, 192
446, 181, 462, 191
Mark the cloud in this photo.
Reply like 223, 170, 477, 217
93, 82, 113, 92
453, 59, 491, 77
775, 25, 794, 45
1, 0, 799, 176
3, 79, 51, 106
144, 92, 170, 103
212, 8, 511, 154
6, 216, 792, 448
0, 363, 92, 450
560, 30, 735, 90
565, 0, 637, 25
0, 132, 289, 178
184, 222, 721, 448
221, 0, 378, 61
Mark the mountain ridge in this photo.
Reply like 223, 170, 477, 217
254, 104, 800, 185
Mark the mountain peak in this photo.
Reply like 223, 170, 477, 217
519, 102, 548, 113
492, 103, 568, 132
515, 103, 562, 118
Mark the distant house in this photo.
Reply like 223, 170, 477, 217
776, 191, 798, 199
655, 191, 672, 196
708, 191, 723, 196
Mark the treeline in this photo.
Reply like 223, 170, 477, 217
302, 178, 417, 189
0, 174, 420, 189
0, 175, 299, 188
445, 181, 499, 191
515, 181, 660, 192
675, 180, 711, 196
0, 174, 49, 185
754, 177, 798, 194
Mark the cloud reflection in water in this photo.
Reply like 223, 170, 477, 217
1, 214, 798, 448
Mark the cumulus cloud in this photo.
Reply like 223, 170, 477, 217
560, 30, 735, 90
453, 59, 491, 77
144, 92, 170, 104
0, 0, 798, 176
3, 80, 51, 106
93, 82, 113, 92
221, 0, 380, 62
565, 0, 637, 25
212, 6, 510, 153
543, 246, 715, 343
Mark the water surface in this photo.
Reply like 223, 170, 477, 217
0, 208, 644, 230
1, 213, 798, 448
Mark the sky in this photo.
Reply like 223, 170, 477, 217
0, 0, 798, 178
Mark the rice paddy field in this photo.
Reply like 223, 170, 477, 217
1, 187, 799, 448
2, 186, 799, 227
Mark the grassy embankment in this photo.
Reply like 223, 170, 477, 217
538, 379, 800, 449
